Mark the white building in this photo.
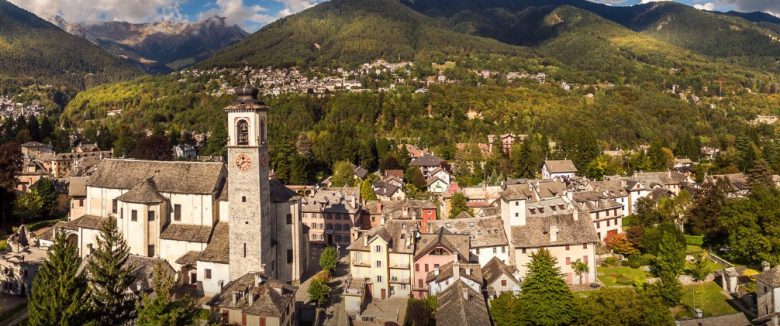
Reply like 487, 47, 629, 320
541, 160, 578, 181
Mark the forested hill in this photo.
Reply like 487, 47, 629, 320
198, 0, 532, 68
0, 0, 140, 90
402, 0, 780, 73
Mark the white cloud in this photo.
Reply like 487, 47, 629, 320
640, 0, 670, 3
200, 0, 276, 30
715, 0, 780, 15
694, 2, 715, 11
8, 0, 185, 24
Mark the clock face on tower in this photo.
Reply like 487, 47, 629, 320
235, 152, 252, 171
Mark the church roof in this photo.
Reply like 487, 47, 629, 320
198, 222, 230, 264
88, 159, 225, 195
160, 224, 213, 243
116, 178, 166, 204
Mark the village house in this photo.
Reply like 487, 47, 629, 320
754, 265, 780, 325
211, 272, 297, 326
482, 257, 522, 300
412, 228, 471, 298
541, 160, 578, 181
572, 191, 624, 241
487, 133, 526, 155
300, 187, 361, 246
410, 153, 444, 178
347, 219, 418, 299
426, 261, 483, 297
428, 216, 510, 266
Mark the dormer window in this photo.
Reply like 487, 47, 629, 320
237, 120, 249, 145
529, 208, 536, 214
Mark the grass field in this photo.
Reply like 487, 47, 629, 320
597, 266, 649, 287
686, 245, 704, 254
677, 281, 738, 318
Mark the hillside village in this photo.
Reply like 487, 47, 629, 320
1, 74, 779, 325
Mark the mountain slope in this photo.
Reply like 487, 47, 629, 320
55, 16, 248, 73
0, 0, 140, 89
402, 0, 780, 72
200, 0, 531, 68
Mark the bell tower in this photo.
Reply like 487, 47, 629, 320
226, 67, 273, 280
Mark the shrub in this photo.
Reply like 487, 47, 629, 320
603, 257, 619, 266
626, 255, 648, 268
616, 276, 634, 285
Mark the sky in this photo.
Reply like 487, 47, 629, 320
7, 0, 780, 32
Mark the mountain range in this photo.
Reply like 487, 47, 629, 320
52, 16, 248, 74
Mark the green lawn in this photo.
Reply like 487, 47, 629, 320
597, 266, 649, 287
686, 245, 704, 255
677, 281, 737, 318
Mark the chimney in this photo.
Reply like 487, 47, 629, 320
763, 261, 771, 272
255, 274, 266, 286
550, 225, 558, 242
434, 266, 440, 276
573, 209, 579, 221
248, 293, 256, 305
461, 287, 470, 300
363, 233, 368, 247
453, 262, 460, 280
232, 291, 240, 304
377, 201, 382, 213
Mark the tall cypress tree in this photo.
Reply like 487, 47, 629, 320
519, 248, 577, 326
87, 216, 136, 325
29, 231, 89, 325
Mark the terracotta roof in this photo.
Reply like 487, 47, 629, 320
160, 224, 212, 243
198, 222, 229, 263
88, 159, 225, 195
68, 177, 89, 197
435, 280, 491, 326
757, 266, 780, 287
544, 160, 577, 173
511, 213, 598, 248
482, 257, 520, 286
213, 272, 297, 318
116, 178, 166, 204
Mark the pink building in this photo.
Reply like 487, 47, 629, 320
411, 228, 471, 298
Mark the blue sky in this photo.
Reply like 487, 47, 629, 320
8, 0, 780, 32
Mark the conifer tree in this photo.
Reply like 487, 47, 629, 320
748, 159, 774, 189
29, 231, 88, 325
136, 261, 199, 326
519, 248, 577, 326
87, 216, 136, 324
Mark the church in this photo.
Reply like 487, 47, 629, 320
57, 69, 309, 297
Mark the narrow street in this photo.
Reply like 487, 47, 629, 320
295, 249, 350, 326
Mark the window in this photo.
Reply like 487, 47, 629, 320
242, 196, 246, 203
344, 224, 350, 231
596, 222, 600, 228
326, 224, 333, 230
583, 255, 588, 264
147, 245, 155, 257
606, 220, 610, 227
287, 249, 293, 264
583, 243, 588, 249
375, 245, 381, 253
112, 199, 117, 214
286, 213, 292, 225
415, 264, 419, 272
148, 210, 155, 221
131, 210, 137, 221
335, 224, 342, 231
237, 120, 249, 145
205, 269, 212, 279
522, 248, 527, 254
502, 246, 506, 253
566, 257, 571, 265
493, 247, 497, 254
174, 204, 181, 221
565, 245, 570, 251
418, 279, 423, 288
376, 261, 382, 268
243, 243, 247, 258
120, 208, 123, 219
376, 275, 382, 282
515, 201, 519, 206
78, 199, 84, 206
425, 264, 429, 272
476, 248, 480, 254
501, 280, 507, 286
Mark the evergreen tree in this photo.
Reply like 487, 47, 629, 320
87, 216, 136, 324
449, 192, 472, 218
28, 117, 40, 141
0, 142, 21, 225
29, 231, 89, 326
136, 261, 199, 326
511, 141, 535, 179
360, 179, 377, 201
39, 117, 53, 142
204, 121, 227, 157
519, 248, 577, 326
490, 292, 524, 326
747, 159, 774, 189
36, 177, 58, 218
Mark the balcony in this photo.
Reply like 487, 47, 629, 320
389, 263, 410, 270
389, 277, 410, 284
352, 261, 370, 268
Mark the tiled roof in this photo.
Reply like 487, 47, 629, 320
426, 261, 482, 284
435, 280, 491, 326
68, 176, 89, 197
116, 178, 166, 204
88, 159, 225, 195
511, 213, 598, 248
213, 272, 297, 317
414, 228, 470, 261
429, 216, 508, 248
544, 160, 577, 173
410, 154, 443, 167
346, 219, 418, 253
175, 251, 201, 266
482, 256, 519, 286
198, 222, 229, 263
757, 266, 780, 287
501, 183, 534, 201
160, 224, 212, 243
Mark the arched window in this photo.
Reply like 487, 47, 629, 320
237, 120, 249, 145
259, 119, 266, 144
